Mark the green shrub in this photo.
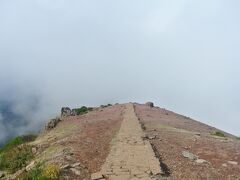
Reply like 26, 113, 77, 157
0, 144, 33, 173
20, 163, 46, 180
211, 131, 226, 137
43, 164, 60, 179
237, 136, 240, 140
0, 134, 37, 154
74, 106, 93, 115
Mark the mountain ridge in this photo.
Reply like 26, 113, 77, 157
0, 102, 239, 179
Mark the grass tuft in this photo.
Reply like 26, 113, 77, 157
0, 134, 37, 154
211, 131, 226, 138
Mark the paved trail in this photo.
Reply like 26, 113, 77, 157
92, 103, 162, 180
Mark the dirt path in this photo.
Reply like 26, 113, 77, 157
92, 103, 162, 180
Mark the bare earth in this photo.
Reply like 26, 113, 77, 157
92, 103, 162, 180
134, 103, 240, 180
28, 103, 240, 180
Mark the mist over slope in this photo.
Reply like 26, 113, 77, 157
0, 84, 51, 146
0, 0, 240, 144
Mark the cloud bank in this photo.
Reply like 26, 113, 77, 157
0, 0, 239, 144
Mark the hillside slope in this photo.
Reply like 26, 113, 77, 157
134, 103, 240, 179
0, 103, 239, 180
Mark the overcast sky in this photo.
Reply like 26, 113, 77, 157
0, 0, 239, 143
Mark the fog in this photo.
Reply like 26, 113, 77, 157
0, 0, 239, 144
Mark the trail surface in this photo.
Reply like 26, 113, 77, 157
92, 103, 162, 180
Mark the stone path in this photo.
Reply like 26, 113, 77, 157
92, 103, 162, 180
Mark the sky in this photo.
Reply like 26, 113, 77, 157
0, 0, 239, 144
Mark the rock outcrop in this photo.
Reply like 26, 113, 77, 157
61, 107, 72, 118
145, 102, 154, 108
45, 118, 61, 130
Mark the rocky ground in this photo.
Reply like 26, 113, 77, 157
134, 103, 240, 180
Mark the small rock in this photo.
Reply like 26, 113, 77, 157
222, 163, 227, 167
60, 164, 70, 169
182, 151, 198, 161
227, 161, 238, 165
71, 162, 81, 168
32, 147, 37, 154
0, 171, 4, 178
91, 172, 104, 180
26, 161, 35, 172
70, 168, 81, 176
195, 159, 208, 164
195, 133, 201, 136
147, 135, 156, 140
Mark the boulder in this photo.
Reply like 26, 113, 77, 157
182, 151, 198, 161
61, 107, 72, 118
45, 118, 61, 130
145, 102, 154, 108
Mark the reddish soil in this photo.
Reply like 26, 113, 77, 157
37, 104, 124, 179
67, 105, 124, 173
134, 103, 240, 180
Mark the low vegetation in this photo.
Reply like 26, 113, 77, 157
211, 131, 226, 138
0, 134, 37, 153
73, 106, 93, 115
237, 136, 240, 140
0, 134, 37, 173
20, 163, 60, 180
0, 144, 33, 173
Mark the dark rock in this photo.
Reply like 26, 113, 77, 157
146, 102, 154, 108
61, 107, 72, 118
71, 109, 77, 116
0, 171, 4, 178
45, 118, 61, 130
